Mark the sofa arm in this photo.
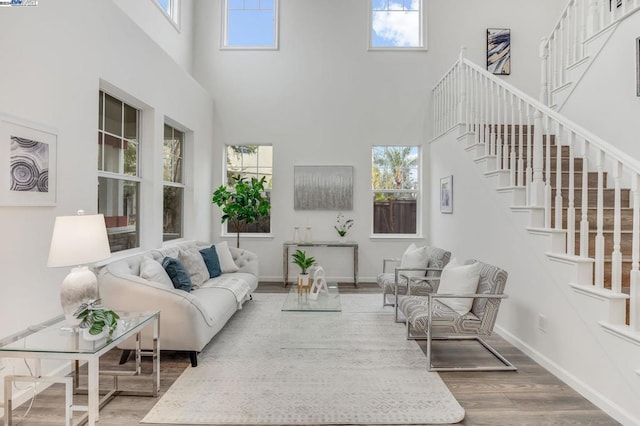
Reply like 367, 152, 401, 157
229, 246, 259, 277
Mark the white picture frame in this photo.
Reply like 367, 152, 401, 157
0, 115, 57, 206
440, 175, 453, 214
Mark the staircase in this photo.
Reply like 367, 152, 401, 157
431, 43, 640, 423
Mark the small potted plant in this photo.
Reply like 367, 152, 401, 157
334, 212, 354, 242
291, 249, 315, 289
74, 299, 120, 341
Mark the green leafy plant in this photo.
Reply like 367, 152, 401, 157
291, 249, 315, 275
74, 299, 120, 336
334, 211, 354, 237
212, 175, 271, 248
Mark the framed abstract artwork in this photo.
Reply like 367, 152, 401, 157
0, 115, 57, 206
440, 175, 453, 214
294, 165, 353, 210
487, 28, 511, 75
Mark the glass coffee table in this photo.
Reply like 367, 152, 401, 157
0, 311, 160, 426
280, 283, 343, 349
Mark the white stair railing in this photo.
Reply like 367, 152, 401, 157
541, 0, 640, 106
433, 51, 640, 330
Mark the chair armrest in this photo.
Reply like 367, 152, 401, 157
428, 293, 508, 300
407, 275, 441, 293
382, 258, 401, 273
395, 267, 444, 282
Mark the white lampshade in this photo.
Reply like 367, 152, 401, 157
48, 212, 111, 267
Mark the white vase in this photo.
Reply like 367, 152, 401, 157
304, 226, 312, 242
82, 326, 109, 341
338, 234, 347, 243
293, 226, 300, 243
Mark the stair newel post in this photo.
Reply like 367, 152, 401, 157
595, 148, 605, 288
476, 71, 482, 146
558, 19, 566, 89
458, 60, 467, 132
482, 75, 489, 150
580, 139, 590, 257
517, 98, 524, 187
567, 131, 576, 255
509, 93, 517, 187
578, 0, 587, 60
555, 123, 564, 231
539, 37, 550, 107
525, 104, 534, 205
611, 161, 623, 294
630, 173, 640, 330
544, 116, 553, 228
529, 108, 545, 207
495, 85, 502, 170
489, 81, 496, 159
503, 87, 510, 172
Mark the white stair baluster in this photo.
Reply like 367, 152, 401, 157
595, 148, 605, 288
631, 174, 640, 330
555, 124, 564, 230
567, 131, 576, 255
612, 161, 622, 294
580, 139, 590, 258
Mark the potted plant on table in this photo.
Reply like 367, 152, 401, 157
291, 249, 316, 291
74, 299, 120, 341
212, 175, 271, 248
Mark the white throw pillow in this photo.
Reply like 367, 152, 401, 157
399, 243, 429, 278
436, 259, 481, 315
140, 258, 174, 289
178, 248, 210, 289
215, 241, 239, 273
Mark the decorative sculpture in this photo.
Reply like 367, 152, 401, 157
309, 266, 328, 300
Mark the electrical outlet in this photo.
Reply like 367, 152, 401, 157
538, 314, 547, 333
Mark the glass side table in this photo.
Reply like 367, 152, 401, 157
0, 311, 160, 426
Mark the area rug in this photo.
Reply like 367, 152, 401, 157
141, 293, 465, 425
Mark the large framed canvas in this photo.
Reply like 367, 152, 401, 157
440, 175, 453, 214
487, 28, 511, 75
294, 165, 353, 210
0, 115, 57, 206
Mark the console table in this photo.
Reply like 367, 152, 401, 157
0, 311, 160, 426
282, 241, 358, 287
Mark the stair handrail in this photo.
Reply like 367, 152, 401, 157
452, 57, 640, 176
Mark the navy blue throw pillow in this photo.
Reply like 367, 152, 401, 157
162, 256, 192, 292
200, 246, 222, 278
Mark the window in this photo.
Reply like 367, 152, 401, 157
369, 0, 424, 49
163, 124, 184, 241
371, 146, 420, 235
155, 0, 180, 26
98, 91, 141, 252
224, 145, 272, 234
222, 0, 279, 49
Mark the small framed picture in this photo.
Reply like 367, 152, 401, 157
0, 115, 57, 206
636, 36, 640, 97
487, 28, 511, 75
440, 175, 453, 214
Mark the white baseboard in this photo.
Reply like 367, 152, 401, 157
495, 325, 638, 426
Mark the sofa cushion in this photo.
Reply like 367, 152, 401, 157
215, 241, 239, 273
200, 245, 222, 278
162, 256, 192, 292
178, 248, 209, 289
139, 258, 174, 289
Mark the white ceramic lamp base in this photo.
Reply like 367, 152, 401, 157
60, 266, 98, 325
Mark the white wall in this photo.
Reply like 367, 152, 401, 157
0, 0, 213, 392
560, 12, 640, 161
192, 0, 566, 282
112, 0, 196, 74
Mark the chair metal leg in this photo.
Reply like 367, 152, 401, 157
426, 335, 517, 372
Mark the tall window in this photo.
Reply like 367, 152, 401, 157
98, 91, 140, 252
224, 145, 272, 234
369, 0, 424, 49
222, 0, 279, 49
155, 0, 180, 26
372, 146, 420, 235
163, 124, 184, 241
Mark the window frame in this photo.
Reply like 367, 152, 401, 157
221, 144, 273, 238
368, 0, 427, 51
153, 0, 181, 30
162, 123, 185, 242
221, 0, 280, 50
98, 90, 142, 252
370, 145, 422, 239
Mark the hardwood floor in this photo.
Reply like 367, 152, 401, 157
1, 283, 619, 425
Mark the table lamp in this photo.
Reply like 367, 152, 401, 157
47, 210, 111, 323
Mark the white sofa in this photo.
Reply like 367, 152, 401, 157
97, 241, 259, 366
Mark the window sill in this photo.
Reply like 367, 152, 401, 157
220, 233, 275, 239
369, 234, 424, 240
219, 46, 279, 51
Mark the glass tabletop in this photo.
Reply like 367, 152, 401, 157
0, 312, 157, 355
281, 283, 341, 312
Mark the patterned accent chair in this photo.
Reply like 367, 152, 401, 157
397, 260, 516, 372
376, 246, 451, 322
